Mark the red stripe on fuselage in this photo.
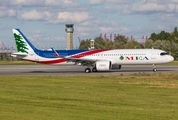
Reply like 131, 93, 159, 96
26, 49, 108, 64
26, 58, 66, 64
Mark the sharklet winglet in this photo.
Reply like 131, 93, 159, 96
51, 47, 63, 58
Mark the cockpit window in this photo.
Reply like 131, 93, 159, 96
160, 52, 168, 56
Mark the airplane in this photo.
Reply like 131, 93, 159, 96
11, 28, 174, 73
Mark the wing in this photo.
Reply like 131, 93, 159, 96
51, 47, 105, 66
65, 57, 99, 66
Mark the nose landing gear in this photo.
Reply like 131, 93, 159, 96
153, 64, 157, 72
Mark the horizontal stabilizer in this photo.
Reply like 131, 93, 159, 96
11, 52, 28, 58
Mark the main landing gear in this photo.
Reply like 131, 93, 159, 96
92, 67, 98, 72
85, 68, 91, 73
153, 64, 157, 72
85, 67, 98, 73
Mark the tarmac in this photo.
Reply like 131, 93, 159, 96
0, 65, 177, 76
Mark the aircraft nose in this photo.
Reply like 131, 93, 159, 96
168, 56, 174, 62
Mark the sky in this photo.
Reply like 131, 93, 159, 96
1, 0, 178, 49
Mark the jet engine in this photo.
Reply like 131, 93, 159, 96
96, 61, 111, 70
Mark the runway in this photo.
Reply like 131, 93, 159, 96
0, 65, 177, 76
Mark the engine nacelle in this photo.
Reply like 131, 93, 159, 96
96, 61, 111, 71
112, 65, 122, 69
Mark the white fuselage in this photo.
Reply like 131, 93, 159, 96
68, 49, 173, 65
22, 49, 174, 65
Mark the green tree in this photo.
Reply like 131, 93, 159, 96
174, 27, 177, 33
104, 39, 113, 49
79, 39, 90, 50
150, 33, 157, 41
124, 40, 143, 49
157, 31, 171, 40
153, 40, 163, 49
113, 35, 127, 49
94, 37, 106, 49
161, 40, 171, 52
172, 27, 178, 42
144, 39, 154, 48
150, 31, 171, 41
169, 41, 178, 59
153, 40, 172, 54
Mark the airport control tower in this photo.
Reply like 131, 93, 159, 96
65, 24, 74, 50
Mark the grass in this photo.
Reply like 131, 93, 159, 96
0, 60, 39, 65
0, 73, 178, 120
161, 61, 178, 66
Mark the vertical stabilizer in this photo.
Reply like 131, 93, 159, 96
12, 28, 37, 54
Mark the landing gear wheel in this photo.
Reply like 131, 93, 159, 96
92, 68, 98, 72
85, 68, 91, 73
153, 68, 157, 72
152, 64, 157, 72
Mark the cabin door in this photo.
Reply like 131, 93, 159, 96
151, 50, 156, 59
